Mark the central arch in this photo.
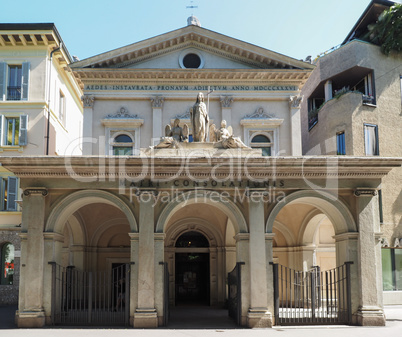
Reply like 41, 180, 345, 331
156, 190, 247, 234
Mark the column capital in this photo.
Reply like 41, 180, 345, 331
150, 95, 164, 108
81, 95, 95, 108
354, 188, 378, 197
220, 95, 234, 108
289, 95, 303, 109
23, 188, 48, 197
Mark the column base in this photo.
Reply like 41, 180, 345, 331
247, 308, 272, 328
354, 306, 386, 326
134, 308, 158, 328
16, 310, 46, 328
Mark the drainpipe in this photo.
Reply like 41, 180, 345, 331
45, 42, 62, 155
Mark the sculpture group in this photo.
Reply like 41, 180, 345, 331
155, 92, 248, 149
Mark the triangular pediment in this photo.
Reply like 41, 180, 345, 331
71, 25, 314, 71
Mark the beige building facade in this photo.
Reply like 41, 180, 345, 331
300, 0, 402, 305
0, 23, 83, 304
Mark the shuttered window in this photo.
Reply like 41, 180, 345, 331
0, 115, 28, 146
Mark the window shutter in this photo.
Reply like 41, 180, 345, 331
7, 176, 18, 211
19, 115, 28, 146
0, 62, 6, 101
0, 114, 3, 146
21, 62, 30, 101
0, 178, 5, 211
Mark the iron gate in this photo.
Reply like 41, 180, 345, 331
228, 262, 244, 325
50, 263, 130, 326
272, 262, 352, 325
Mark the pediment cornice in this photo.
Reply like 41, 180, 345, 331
71, 25, 314, 71
73, 68, 311, 89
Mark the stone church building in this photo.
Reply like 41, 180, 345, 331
1, 16, 401, 328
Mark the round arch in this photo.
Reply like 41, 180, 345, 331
46, 190, 138, 234
156, 190, 247, 234
266, 190, 357, 235
165, 218, 224, 248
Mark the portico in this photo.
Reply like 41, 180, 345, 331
1, 154, 399, 328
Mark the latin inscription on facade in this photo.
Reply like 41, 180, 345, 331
85, 85, 298, 92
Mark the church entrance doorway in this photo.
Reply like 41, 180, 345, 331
174, 231, 210, 306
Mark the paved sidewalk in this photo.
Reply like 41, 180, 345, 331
0, 305, 401, 337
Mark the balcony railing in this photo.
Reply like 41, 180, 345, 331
7, 86, 22, 100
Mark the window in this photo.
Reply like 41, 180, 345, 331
1, 243, 15, 285
353, 72, 375, 104
183, 53, 201, 68
0, 176, 18, 211
364, 124, 379, 155
0, 62, 30, 101
336, 132, 346, 155
111, 133, 134, 155
0, 115, 28, 147
250, 134, 272, 156
382, 248, 402, 291
59, 91, 66, 125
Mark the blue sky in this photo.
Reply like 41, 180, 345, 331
0, 0, 400, 61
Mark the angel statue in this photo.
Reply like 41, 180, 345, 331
209, 120, 248, 149
155, 118, 189, 148
190, 92, 209, 142
165, 118, 188, 142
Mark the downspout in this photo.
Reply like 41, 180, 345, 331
45, 42, 62, 155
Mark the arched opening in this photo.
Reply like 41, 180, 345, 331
250, 133, 272, 156
44, 190, 136, 326
1, 242, 14, 285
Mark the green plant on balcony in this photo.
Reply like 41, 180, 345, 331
364, 4, 402, 55
333, 86, 351, 99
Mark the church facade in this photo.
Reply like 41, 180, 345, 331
0, 16, 401, 329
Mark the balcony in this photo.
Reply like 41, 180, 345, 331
7, 86, 22, 101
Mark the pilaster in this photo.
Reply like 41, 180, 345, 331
289, 95, 303, 156
354, 188, 385, 326
134, 191, 158, 328
220, 95, 233, 127
17, 188, 48, 328
81, 95, 95, 155
150, 96, 164, 142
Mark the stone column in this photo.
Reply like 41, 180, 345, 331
81, 95, 95, 155
150, 96, 164, 142
154, 233, 165, 326
265, 233, 275, 325
324, 80, 333, 101
17, 188, 48, 328
247, 191, 272, 328
134, 191, 158, 328
354, 188, 385, 326
129, 233, 139, 327
235, 233, 249, 327
220, 96, 234, 127
289, 95, 303, 156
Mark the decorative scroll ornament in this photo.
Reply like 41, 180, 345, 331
150, 95, 165, 108
106, 107, 140, 119
220, 95, 234, 108
354, 188, 378, 197
289, 95, 303, 108
244, 107, 276, 119
23, 188, 48, 197
81, 95, 95, 108
381, 238, 389, 247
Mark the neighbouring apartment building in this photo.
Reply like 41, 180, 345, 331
300, 0, 402, 304
0, 23, 83, 304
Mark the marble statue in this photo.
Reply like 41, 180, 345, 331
155, 118, 189, 148
190, 92, 209, 142
210, 120, 248, 149
165, 118, 188, 142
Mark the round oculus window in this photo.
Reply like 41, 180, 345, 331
183, 53, 201, 68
